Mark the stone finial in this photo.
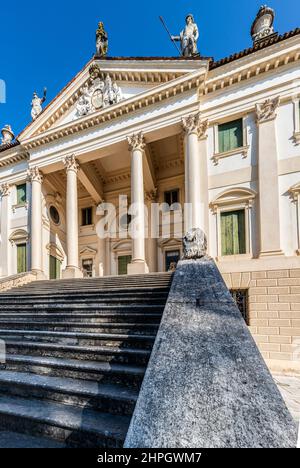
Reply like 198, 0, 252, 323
63, 154, 79, 173
96, 21, 108, 57
255, 97, 280, 123
27, 166, 43, 183
1, 125, 14, 146
127, 132, 146, 152
251, 6, 276, 44
0, 183, 11, 197
183, 228, 207, 259
182, 113, 208, 139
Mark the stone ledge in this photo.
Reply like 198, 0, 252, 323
125, 258, 297, 448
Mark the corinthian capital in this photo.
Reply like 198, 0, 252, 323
27, 166, 43, 183
182, 113, 209, 139
256, 97, 280, 123
63, 154, 79, 173
127, 132, 146, 152
0, 183, 11, 197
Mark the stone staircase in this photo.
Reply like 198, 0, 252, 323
0, 273, 173, 448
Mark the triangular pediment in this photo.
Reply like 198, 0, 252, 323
18, 57, 208, 142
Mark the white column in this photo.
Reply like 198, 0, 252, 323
256, 97, 284, 257
0, 183, 11, 277
146, 190, 158, 273
62, 155, 83, 278
182, 113, 209, 234
28, 167, 45, 277
127, 132, 149, 275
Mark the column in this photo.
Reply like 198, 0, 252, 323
0, 183, 11, 277
146, 190, 158, 273
28, 167, 45, 278
127, 132, 149, 274
256, 97, 284, 257
182, 112, 209, 234
62, 155, 83, 278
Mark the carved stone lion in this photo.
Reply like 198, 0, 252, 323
183, 228, 207, 259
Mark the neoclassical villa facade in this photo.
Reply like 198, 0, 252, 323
1, 9, 300, 373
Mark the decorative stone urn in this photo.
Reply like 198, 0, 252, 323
251, 6, 276, 44
0, 125, 14, 146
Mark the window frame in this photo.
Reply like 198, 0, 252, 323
81, 206, 93, 227
163, 188, 180, 211
293, 97, 300, 144
213, 116, 249, 165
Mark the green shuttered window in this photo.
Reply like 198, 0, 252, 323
118, 255, 132, 276
218, 119, 243, 153
49, 255, 61, 280
221, 210, 246, 256
16, 184, 27, 205
17, 244, 27, 273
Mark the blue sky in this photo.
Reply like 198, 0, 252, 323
0, 0, 299, 135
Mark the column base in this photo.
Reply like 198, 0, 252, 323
127, 261, 149, 275
62, 267, 83, 279
32, 270, 46, 280
259, 249, 285, 258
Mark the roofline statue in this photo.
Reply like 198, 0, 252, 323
171, 14, 199, 57
31, 88, 47, 121
96, 22, 108, 57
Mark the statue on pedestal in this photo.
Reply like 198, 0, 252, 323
96, 22, 108, 57
31, 88, 47, 120
171, 14, 199, 57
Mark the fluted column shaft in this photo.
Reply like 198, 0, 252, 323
28, 168, 43, 274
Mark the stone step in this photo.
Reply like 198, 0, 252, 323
3, 354, 145, 386
0, 330, 156, 349
0, 289, 170, 299
0, 312, 162, 324
5, 341, 151, 365
0, 321, 159, 334
0, 394, 130, 447
0, 371, 138, 415
0, 297, 167, 306
0, 430, 66, 448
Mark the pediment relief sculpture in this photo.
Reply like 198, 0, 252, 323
75, 64, 123, 118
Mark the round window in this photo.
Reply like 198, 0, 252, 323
49, 206, 60, 225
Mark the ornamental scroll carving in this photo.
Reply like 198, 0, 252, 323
182, 113, 208, 139
256, 97, 280, 123
75, 64, 123, 118
127, 132, 146, 152
63, 155, 79, 173
27, 167, 43, 184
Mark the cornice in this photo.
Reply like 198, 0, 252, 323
203, 37, 300, 97
0, 147, 29, 168
20, 69, 207, 151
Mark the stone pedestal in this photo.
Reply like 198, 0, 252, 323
125, 258, 297, 448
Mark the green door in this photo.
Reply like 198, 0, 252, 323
49, 255, 61, 280
118, 255, 132, 276
17, 244, 27, 274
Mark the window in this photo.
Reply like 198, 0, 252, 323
49, 255, 61, 280
82, 207, 93, 226
118, 255, 132, 276
17, 244, 27, 273
82, 258, 93, 278
120, 213, 132, 231
221, 210, 246, 256
49, 206, 60, 225
230, 289, 249, 325
16, 184, 26, 205
165, 250, 180, 272
164, 189, 179, 208
218, 119, 243, 153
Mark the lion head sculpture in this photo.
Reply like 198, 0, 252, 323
183, 228, 207, 259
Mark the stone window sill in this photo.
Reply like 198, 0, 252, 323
212, 145, 249, 165
293, 132, 300, 145
12, 202, 28, 213
80, 224, 95, 232
216, 253, 253, 262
